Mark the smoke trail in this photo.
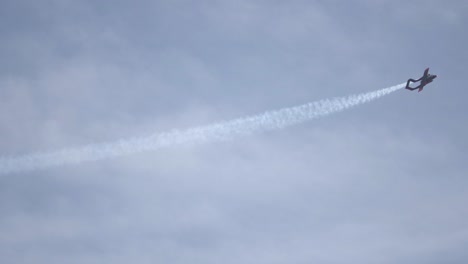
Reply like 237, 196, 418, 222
0, 83, 405, 175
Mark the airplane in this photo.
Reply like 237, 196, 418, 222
405, 68, 437, 92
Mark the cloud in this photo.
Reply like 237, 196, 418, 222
1, 1, 468, 263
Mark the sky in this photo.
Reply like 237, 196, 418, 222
1, 1, 467, 263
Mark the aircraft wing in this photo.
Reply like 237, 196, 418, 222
424, 68, 430, 76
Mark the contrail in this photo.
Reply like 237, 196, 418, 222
0, 83, 405, 175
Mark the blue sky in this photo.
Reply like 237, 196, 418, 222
1, 1, 468, 263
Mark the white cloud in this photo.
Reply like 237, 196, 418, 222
1, 1, 468, 263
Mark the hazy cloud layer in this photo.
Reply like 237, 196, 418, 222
1, 1, 467, 263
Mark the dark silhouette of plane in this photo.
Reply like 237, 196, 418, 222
406, 68, 437, 92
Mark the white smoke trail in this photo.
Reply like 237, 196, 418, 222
0, 83, 405, 175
